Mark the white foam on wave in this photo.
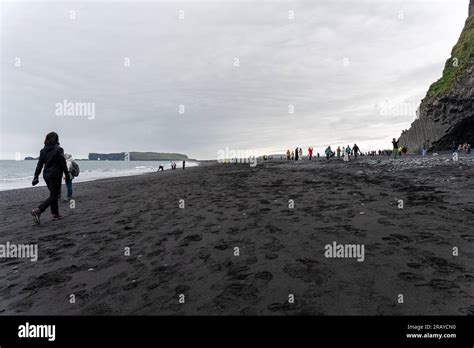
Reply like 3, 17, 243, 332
0, 161, 199, 191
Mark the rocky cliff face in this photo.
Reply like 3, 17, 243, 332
398, 0, 474, 151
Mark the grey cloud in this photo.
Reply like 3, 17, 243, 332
0, 0, 469, 158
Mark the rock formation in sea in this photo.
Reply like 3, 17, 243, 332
398, 0, 474, 151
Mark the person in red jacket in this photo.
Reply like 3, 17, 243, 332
308, 147, 313, 160
31, 132, 69, 225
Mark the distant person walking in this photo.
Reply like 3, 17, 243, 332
422, 143, 427, 156
295, 147, 299, 161
353, 144, 360, 160
31, 132, 69, 224
343, 149, 349, 162
64, 153, 79, 200
337, 146, 341, 159
325, 146, 332, 160
392, 138, 399, 158
298, 147, 303, 160
345, 145, 352, 158
183, 160, 186, 170
308, 147, 313, 160
286, 149, 291, 160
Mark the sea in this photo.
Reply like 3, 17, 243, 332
0, 160, 198, 191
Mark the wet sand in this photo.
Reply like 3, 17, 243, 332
0, 155, 473, 315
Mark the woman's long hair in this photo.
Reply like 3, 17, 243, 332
44, 132, 59, 146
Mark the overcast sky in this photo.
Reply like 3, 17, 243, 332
0, 0, 470, 159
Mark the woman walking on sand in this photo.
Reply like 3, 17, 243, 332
298, 147, 303, 160
353, 144, 360, 160
295, 147, 299, 161
286, 149, 291, 160
31, 132, 70, 225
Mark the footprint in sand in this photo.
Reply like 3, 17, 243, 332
267, 302, 293, 312
226, 264, 252, 280
406, 262, 425, 270
197, 249, 211, 261
213, 240, 229, 250
458, 305, 474, 315
212, 283, 260, 312
382, 234, 413, 243
255, 271, 273, 280
81, 302, 114, 315
265, 253, 278, 260
23, 271, 72, 291
180, 234, 202, 246
397, 272, 425, 282
460, 234, 474, 241
283, 258, 330, 284
261, 238, 285, 252
416, 279, 460, 290
175, 285, 191, 295
423, 256, 465, 273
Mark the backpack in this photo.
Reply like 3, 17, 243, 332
70, 161, 80, 177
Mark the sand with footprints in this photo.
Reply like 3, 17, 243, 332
0, 155, 472, 315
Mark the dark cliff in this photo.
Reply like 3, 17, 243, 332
398, 0, 474, 151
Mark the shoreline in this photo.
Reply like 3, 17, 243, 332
2, 152, 470, 193
0, 160, 209, 193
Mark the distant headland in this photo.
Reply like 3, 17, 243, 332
88, 152, 189, 161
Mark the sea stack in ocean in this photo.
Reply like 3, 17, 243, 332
398, 0, 474, 152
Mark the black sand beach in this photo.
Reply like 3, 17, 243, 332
0, 156, 473, 315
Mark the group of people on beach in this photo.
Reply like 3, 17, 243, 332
333, 144, 361, 160
169, 160, 185, 170
393, 139, 473, 157
30, 132, 79, 225
282, 138, 452, 161
453, 142, 472, 154
285, 144, 362, 161
286, 147, 305, 161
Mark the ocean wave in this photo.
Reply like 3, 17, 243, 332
0, 161, 199, 191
